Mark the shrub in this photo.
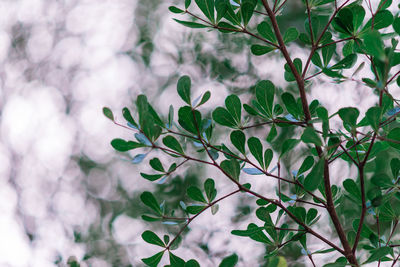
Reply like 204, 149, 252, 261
105, 0, 400, 266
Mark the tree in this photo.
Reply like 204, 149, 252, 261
104, 0, 400, 266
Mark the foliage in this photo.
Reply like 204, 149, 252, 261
105, 0, 400, 266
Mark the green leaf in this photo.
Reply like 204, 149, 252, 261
169, 252, 185, 267
140, 173, 164, 182
250, 45, 275, 56
338, 107, 359, 128
256, 80, 275, 117
111, 139, 147, 152
220, 159, 240, 181
142, 231, 165, 247
298, 156, 314, 175
178, 106, 201, 134
301, 127, 323, 146
163, 136, 184, 154
257, 21, 276, 43
343, 179, 361, 201
363, 30, 385, 59
231, 224, 273, 244
306, 208, 318, 225
140, 192, 163, 215
331, 54, 357, 70
282, 92, 301, 118
266, 124, 277, 142
213, 107, 237, 128
103, 107, 114, 121
225, 95, 241, 124
204, 178, 217, 202
197, 91, 211, 107
195, 0, 215, 23
371, 173, 393, 188
177, 76, 191, 105
283, 27, 299, 43
364, 246, 391, 263
387, 128, 400, 150
122, 107, 138, 128
215, 0, 229, 22
394, 17, 400, 35
174, 19, 209, 28
365, 106, 382, 131
378, 0, 392, 9
185, 259, 200, 267
219, 253, 238, 267
280, 139, 300, 158
150, 158, 165, 172
142, 251, 164, 267
187, 186, 207, 203
264, 148, 273, 170
391, 158, 400, 178
248, 137, 264, 168
304, 159, 324, 191
186, 205, 206, 214
363, 10, 393, 30
185, 0, 191, 9
230, 130, 246, 154
241, 0, 257, 26
321, 43, 336, 67
169, 6, 185, 14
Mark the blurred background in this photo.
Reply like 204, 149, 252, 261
0, 0, 398, 266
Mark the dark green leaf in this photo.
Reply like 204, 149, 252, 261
250, 45, 275, 56
322, 43, 336, 67
185, 0, 191, 9
177, 76, 191, 105
283, 27, 299, 43
111, 139, 147, 152
142, 251, 164, 267
204, 178, 217, 202
195, 0, 215, 23
219, 253, 238, 267
331, 54, 357, 70
338, 107, 359, 128
352, 5, 365, 30
363, 30, 385, 59
141, 173, 164, 181
387, 128, 400, 150
256, 80, 275, 117
163, 136, 184, 154
197, 91, 211, 107
122, 107, 138, 128
304, 159, 324, 191
169, 6, 185, 13
185, 259, 200, 267
394, 17, 400, 35
178, 106, 201, 134
241, 0, 257, 26
230, 130, 246, 154
301, 127, 323, 146
363, 10, 393, 30
282, 92, 301, 118
371, 173, 393, 188
365, 246, 391, 263
140, 192, 162, 215
215, 0, 228, 22
365, 106, 382, 131
213, 107, 237, 128
391, 158, 400, 178
257, 21, 276, 43
186, 205, 206, 214
280, 139, 300, 158
142, 231, 165, 247
174, 19, 209, 28
343, 179, 361, 201
225, 95, 241, 124
169, 252, 185, 267
248, 137, 264, 168
266, 124, 277, 142
306, 208, 318, 225
187, 186, 207, 203
264, 148, 273, 170
298, 156, 314, 175
103, 107, 114, 121
220, 159, 240, 181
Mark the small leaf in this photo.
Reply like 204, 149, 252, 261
365, 106, 382, 131
304, 159, 324, 191
122, 107, 138, 128
178, 106, 201, 134
364, 246, 391, 263
282, 92, 301, 118
280, 139, 300, 158
142, 251, 164, 266
251, 44, 275, 56
187, 186, 207, 203
241, 0, 257, 26
213, 107, 237, 128
256, 80, 275, 117
394, 17, 400, 35
225, 95, 241, 124
142, 231, 165, 247
387, 128, 400, 150
204, 178, 217, 202
186, 205, 206, 214
363, 30, 385, 59
103, 107, 114, 121
163, 136, 184, 154
220, 159, 240, 181
177, 76, 191, 105
230, 130, 246, 154
298, 156, 314, 175
391, 158, 400, 178
301, 127, 323, 146
174, 19, 209, 28
264, 148, 273, 170
169, 6, 185, 13
219, 253, 238, 267
371, 173, 393, 188
196, 91, 211, 107
141, 173, 164, 182
140, 192, 162, 215
243, 168, 264, 175
338, 107, 359, 128
150, 158, 165, 172
266, 125, 277, 142
185, 259, 200, 267
185, 0, 191, 9
283, 27, 299, 43
343, 179, 361, 201
257, 21, 276, 43
248, 137, 264, 168
195, 0, 215, 23
111, 139, 147, 152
